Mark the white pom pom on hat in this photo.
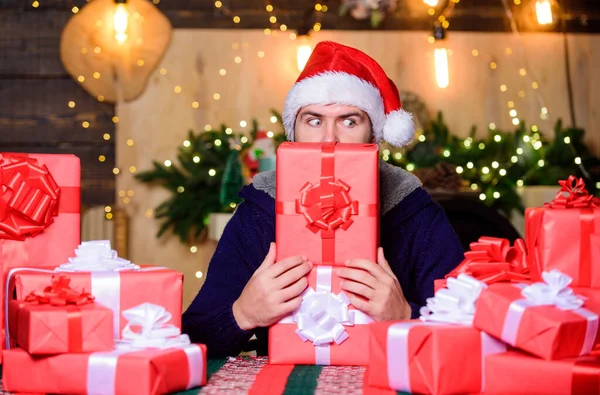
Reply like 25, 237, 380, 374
283, 41, 415, 147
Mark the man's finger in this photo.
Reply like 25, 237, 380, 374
278, 276, 309, 303
377, 247, 394, 276
276, 261, 312, 288
340, 279, 375, 300
280, 295, 304, 316
268, 255, 308, 278
345, 292, 372, 315
345, 258, 386, 279
337, 267, 377, 289
256, 242, 277, 273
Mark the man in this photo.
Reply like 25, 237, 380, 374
182, 41, 464, 357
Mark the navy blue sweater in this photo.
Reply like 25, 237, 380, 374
182, 170, 464, 358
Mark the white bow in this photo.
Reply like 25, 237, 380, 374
55, 240, 141, 272
115, 303, 190, 350
293, 288, 354, 346
419, 274, 487, 325
521, 270, 584, 310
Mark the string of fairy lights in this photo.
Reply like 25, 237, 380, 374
39, 0, 597, 266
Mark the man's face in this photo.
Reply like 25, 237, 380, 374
294, 104, 373, 144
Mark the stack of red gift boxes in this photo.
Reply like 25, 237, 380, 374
0, 153, 206, 395
270, 143, 600, 394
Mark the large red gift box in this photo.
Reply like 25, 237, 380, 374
0, 153, 80, 355
473, 280, 599, 360
484, 350, 600, 394
2, 344, 207, 394
526, 176, 600, 288
12, 269, 183, 339
368, 321, 506, 394
269, 142, 379, 365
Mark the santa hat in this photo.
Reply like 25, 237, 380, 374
283, 41, 415, 147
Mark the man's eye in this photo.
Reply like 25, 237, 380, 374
342, 119, 356, 127
308, 119, 321, 126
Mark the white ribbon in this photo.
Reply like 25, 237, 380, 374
115, 303, 191, 350
520, 269, 584, 309
292, 287, 353, 346
86, 303, 203, 395
419, 274, 487, 326
501, 270, 599, 355
55, 240, 140, 272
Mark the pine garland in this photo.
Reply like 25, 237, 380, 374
136, 110, 599, 244
135, 111, 285, 243
386, 113, 600, 218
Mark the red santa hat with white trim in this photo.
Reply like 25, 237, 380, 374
283, 41, 415, 147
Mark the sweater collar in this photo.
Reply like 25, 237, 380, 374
251, 160, 422, 216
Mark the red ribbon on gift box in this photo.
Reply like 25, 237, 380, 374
22, 275, 94, 353
0, 154, 61, 240
24, 274, 94, 306
545, 175, 600, 209
443, 236, 530, 285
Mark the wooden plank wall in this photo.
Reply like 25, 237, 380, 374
0, 0, 598, 209
0, 3, 116, 207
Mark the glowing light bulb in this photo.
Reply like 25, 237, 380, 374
517, 180, 524, 187
456, 166, 464, 174
479, 193, 486, 201
297, 44, 312, 72
467, 162, 474, 169
536, 0, 554, 25
434, 48, 449, 89
113, 1, 129, 44
564, 136, 571, 144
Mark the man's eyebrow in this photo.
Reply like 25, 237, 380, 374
337, 112, 364, 119
299, 111, 323, 118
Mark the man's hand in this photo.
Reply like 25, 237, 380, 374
233, 243, 312, 331
338, 247, 411, 321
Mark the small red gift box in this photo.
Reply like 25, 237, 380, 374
473, 274, 599, 360
484, 350, 600, 394
12, 268, 183, 340
526, 176, 600, 288
270, 142, 379, 365
0, 153, 80, 356
434, 237, 529, 293
8, 275, 113, 355
2, 344, 207, 394
368, 321, 506, 394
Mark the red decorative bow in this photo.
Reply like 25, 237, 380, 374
24, 275, 94, 306
296, 176, 358, 236
444, 237, 530, 284
0, 154, 60, 240
546, 176, 600, 209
